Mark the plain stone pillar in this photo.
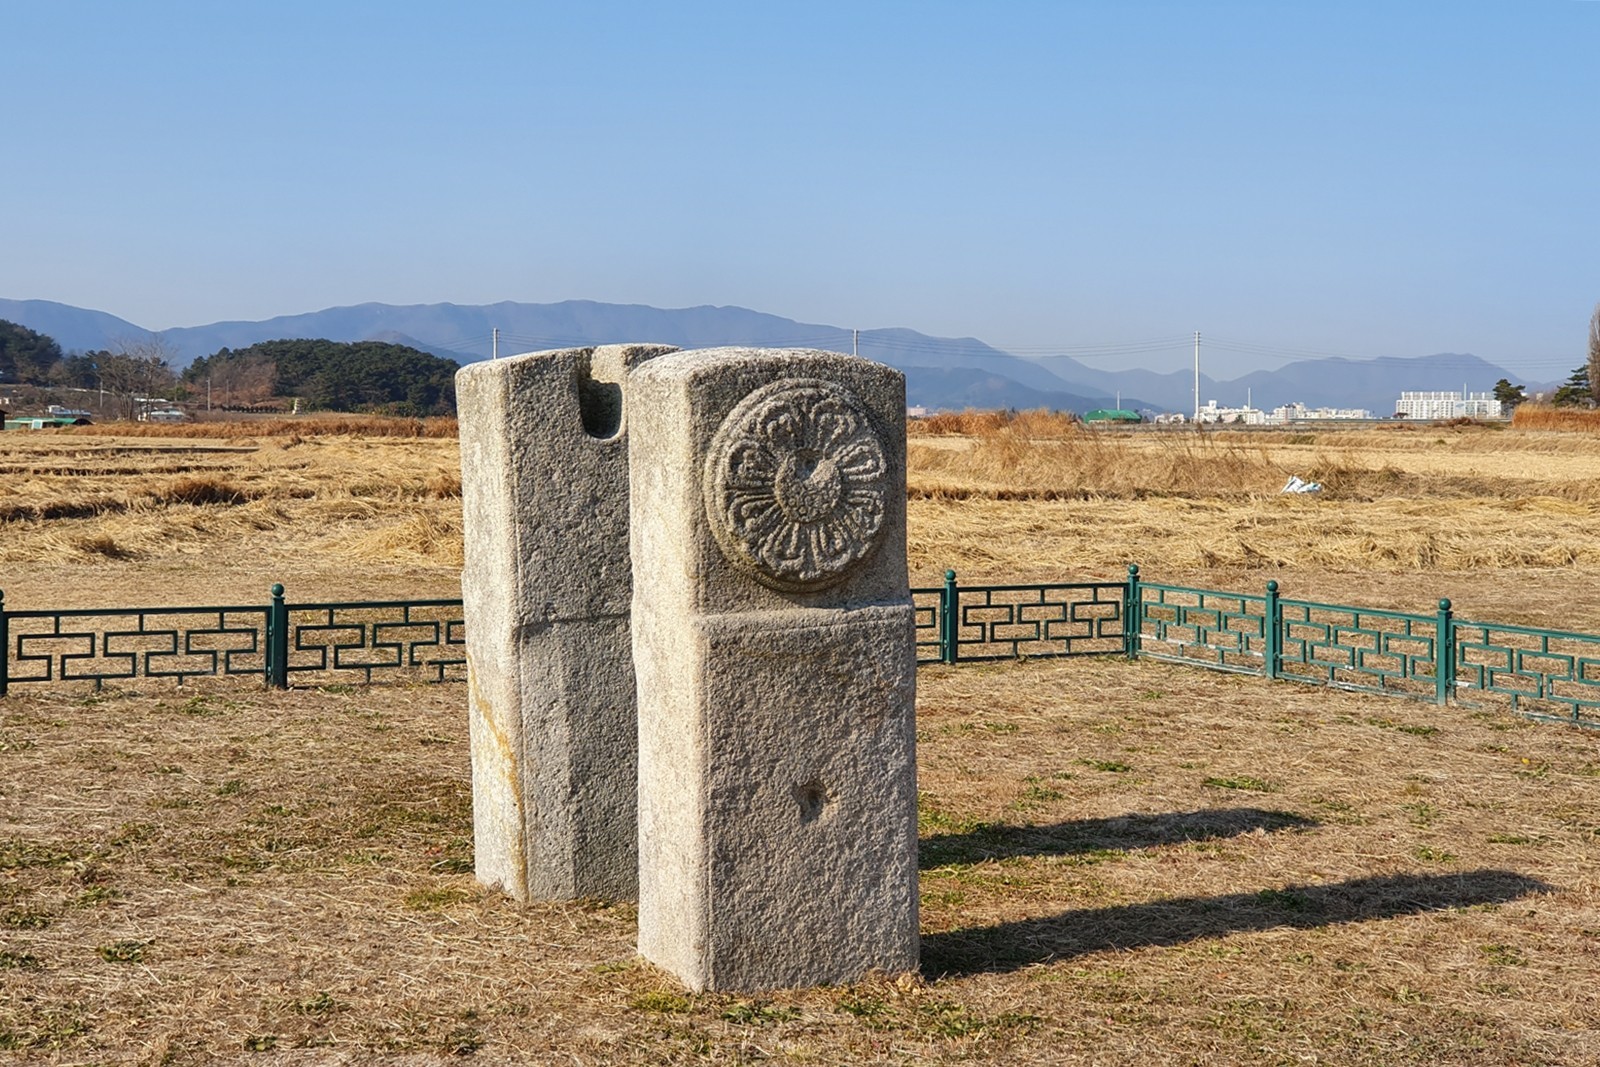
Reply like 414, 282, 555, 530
629, 347, 919, 992
457, 343, 675, 902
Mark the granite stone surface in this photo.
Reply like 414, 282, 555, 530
629, 348, 919, 991
457, 342, 674, 902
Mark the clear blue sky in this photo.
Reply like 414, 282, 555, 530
3, 1, 1596, 377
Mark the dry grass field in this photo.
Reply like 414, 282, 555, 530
3, 413, 1600, 1064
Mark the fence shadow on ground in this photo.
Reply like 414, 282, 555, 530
919, 806, 1317, 868
922, 869, 1552, 977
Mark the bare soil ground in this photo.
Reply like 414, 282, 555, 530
3, 417, 1599, 1064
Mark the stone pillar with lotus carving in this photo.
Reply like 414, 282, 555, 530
627, 347, 919, 992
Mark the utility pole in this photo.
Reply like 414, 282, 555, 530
852, 329, 859, 359
492, 327, 499, 360
1193, 331, 1201, 423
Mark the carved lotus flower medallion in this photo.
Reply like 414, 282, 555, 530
703, 378, 888, 591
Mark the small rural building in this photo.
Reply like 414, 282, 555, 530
3, 415, 92, 430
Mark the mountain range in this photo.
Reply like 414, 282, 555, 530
0, 297, 1553, 416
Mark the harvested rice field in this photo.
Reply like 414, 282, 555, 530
3, 414, 1600, 1064
3, 415, 1600, 625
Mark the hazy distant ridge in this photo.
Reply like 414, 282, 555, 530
0, 297, 1541, 415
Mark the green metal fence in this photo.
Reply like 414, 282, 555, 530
915, 570, 1126, 664
0, 586, 465, 696
1124, 566, 1600, 727
3, 572, 1598, 728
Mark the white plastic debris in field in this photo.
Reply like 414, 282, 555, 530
1281, 475, 1322, 493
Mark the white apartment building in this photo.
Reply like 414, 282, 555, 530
1394, 389, 1502, 420
1195, 400, 1373, 425
1195, 400, 1268, 425
1270, 402, 1373, 422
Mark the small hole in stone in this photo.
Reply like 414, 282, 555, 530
578, 377, 623, 439
795, 780, 828, 823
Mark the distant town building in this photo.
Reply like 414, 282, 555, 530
1195, 400, 1267, 425
1194, 400, 1373, 425
1394, 389, 1502, 420
1270, 402, 1373, 422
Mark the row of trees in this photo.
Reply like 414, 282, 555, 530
183, 339, 458, 416
1, 320, 180, 419
1477, 304, 1600, 412
1587, 301, 1600, 405
3, 320, 460, 417
0, 320, 64, 384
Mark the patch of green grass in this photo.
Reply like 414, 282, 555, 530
72, 886, 120, 908
916, 795, 995, 837
0, 839, 77, 870
241, 1034, 278, 1051
921, 887, 967, 906
179, 696, 221, 717
0, 1007, 90, 1050
445, 1026, 483, 1055
1479, 943, 1527, 967
1068, 848, 1127, 867
1414, 845, 1457, 863
402, 886, 475, 911
0, 732, 37, 752
836, 990, 889, 1025
216, 778, 246, 796
1405, 802, 1439, 826
1367, 716, 1440, 737
292, 992, 339, 1015
913, 999, 1039, 1040
2, 908, 53, 929
720, 1001, 799, 1025
110, 821, 154, 847
1254, 888, 1310, 910
1487, 832, 1535, 845
590, 958, 637, 975
0, 950, 42, 970
1080, 758, 1133, 773
632, 990, 695, 1014
1514, 759, 1551, 780
1203, 775, 1276, 792
97, 940, 147, 963
1016, 780, 1066, 804
982, 720, 1020, 734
